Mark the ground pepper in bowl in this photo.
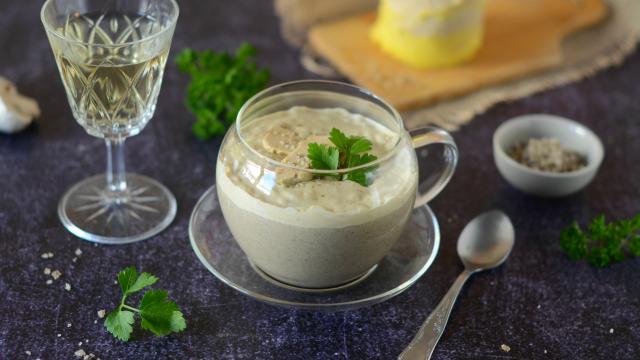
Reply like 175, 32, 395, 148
508, 137, 586, 173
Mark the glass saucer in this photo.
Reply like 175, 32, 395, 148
189, 186, 440, 311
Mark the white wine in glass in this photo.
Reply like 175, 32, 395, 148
42, 0, 179, 244
55, 13, 170, 138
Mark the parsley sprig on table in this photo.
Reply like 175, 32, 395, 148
175, 43, 270, 140
104, 267, 186, 341
307, 128, 378, 187
560, 215, 640, 267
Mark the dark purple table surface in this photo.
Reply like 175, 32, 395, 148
1, 1, 639, 359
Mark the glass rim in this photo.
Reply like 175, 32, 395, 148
235, 80, 406, 175
40, 0, 179, 48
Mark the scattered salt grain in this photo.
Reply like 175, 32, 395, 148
57, 333, 61, 337
537, 304, 541, 309
609, 328, 614, 334
65, 283, 71, 291
500, 344, 511, 352
41, 252, 54, 259
75, 248, 82, 256
51, 270, 62, 280
544, 349, 548, 354
46, 279, 53, 285
93, 320, 97, 324
25, 350, 31, 356
78, 342, 82, 346
74, 349, 86, 358
72, 257, 78, 263
67, 322, 72, 328
97, 309, 106, 318
43, 268, 51, 275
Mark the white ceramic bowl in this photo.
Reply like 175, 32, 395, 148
493, 114, 604, 197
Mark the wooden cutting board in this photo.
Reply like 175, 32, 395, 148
309, 0, 607, 111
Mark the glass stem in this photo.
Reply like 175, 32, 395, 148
106, 137, 127, 193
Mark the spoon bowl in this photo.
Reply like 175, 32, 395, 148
457, 210, 515, 271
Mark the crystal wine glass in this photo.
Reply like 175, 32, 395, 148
41, 0, 179, 244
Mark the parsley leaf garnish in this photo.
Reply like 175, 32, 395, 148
104, 267, 186, 341
139, 290, 186, 337
307, 128, 378, 187
176, 43, 270, 140
344, 153, 378, 185
118, 267, 158, 295
307, 143, 340, 172
105, 310, 135, 342
328, 128, 350, 150
560, 214, 640, 267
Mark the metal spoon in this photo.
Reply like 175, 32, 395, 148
398, 210, 515, 360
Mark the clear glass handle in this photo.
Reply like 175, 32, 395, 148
410, 126, 459, 209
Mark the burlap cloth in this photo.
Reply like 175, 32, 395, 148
275, 0, 640, 131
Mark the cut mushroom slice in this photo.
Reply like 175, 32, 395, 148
0, 77, 40, 134
262, 123, 302, 158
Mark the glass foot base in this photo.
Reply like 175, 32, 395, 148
249, 261, 378, 294
58, 173, 176, 244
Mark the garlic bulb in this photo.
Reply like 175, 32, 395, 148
0, 77, 40, 133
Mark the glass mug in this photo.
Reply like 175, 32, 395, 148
217, 80, 458, 290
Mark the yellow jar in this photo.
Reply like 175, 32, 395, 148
371, 0, 485, 68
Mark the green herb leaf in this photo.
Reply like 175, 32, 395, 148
329, 128, 350, 152
105, 267, 186, 341
308, 128, 378, 187
104, 310, 135, 342
342, 171, 365, 186
348, 153, 378, 168
349, 138, 373, 154
629, 236, 640, 256
176, 43, 270, 140
117, 267, 138, 295
559, 222, 587, 260
560, 215, 640, 267
344, 153, 378, 186
236, 42, 256, 59
175, 48, 197, 73
139, 290, 186, 337
117, 267, 158, 295
169, 310, 187, 333
307, 143, 340, 171
128, 272, 159, 294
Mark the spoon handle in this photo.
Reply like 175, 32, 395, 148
398, 270, 472, 360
